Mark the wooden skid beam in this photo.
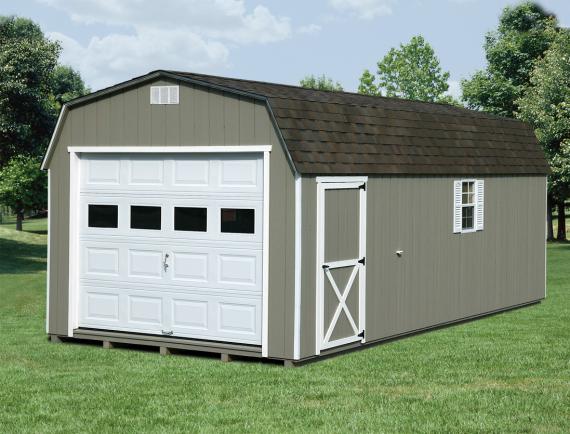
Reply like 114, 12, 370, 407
160, 346, 171, 356
102, 340, 114, 349
220, 353, 233, 363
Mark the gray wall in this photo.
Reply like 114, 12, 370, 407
299, 175, 546, 359
46, 78, 296, 359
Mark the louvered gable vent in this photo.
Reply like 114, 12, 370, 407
150, 86, 179, 104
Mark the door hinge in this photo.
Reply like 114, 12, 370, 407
359, 183, 366, 191
358, 330, 365, 339
322, 264, 330, 269
358, 257, 365, 266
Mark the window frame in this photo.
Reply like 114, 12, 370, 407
461, 180, 476, 233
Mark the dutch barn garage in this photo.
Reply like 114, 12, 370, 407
42, 70, 548, 365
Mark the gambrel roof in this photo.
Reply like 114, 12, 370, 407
43, 70, 549, 175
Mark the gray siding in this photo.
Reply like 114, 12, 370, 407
300, 175, 546, 358
46, 78, 296, 359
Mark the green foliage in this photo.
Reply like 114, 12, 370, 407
358, 35, 454, 104
0, 16, 60, 164
0, 16, 89, 166
0, 155, 46, 215
517, 28, 570, 200
299, 74, 344, 92
357, 69, 380, 96
51, 65, 90, 109
461, 2, 557, 116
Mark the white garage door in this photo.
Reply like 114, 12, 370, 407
77, 153, 263, 345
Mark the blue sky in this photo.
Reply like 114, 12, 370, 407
3, 0, 570, 97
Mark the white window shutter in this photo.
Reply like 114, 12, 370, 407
453, 180, 462, 233
150, 86, 160, 104
169, 86, 179, 104
476, 179, 484, 231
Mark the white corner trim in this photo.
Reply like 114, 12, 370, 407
544, 177, 548, 298
261, 150, 270, 357
67, 152, 81, 337
315, 181, 325, 355
67, 145, 272, 154
46, 169, 51, 333
41, 105, 68, 170
293, 174, 302, 360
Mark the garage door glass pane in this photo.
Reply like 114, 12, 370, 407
88, 204, 118, 228
131, 206, 161, 230
174, 207, 207, 232
221, 208, 254, 234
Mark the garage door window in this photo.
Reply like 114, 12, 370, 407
88, 204, 118, 228
174, 207, 207, 232
221, 208, 255, 234
130, 206, 161, 230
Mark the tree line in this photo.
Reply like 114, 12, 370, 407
300, 2, 569, 241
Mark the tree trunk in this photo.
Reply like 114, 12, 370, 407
557, 200, 567, 241
547, 195, 554, 241
15, 210, 24, 231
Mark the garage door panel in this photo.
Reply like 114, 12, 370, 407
78, 152, 263, 345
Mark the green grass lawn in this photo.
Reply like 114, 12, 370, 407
0, 219, 568, 433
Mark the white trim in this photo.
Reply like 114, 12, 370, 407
46, 169, 51, 333
315, 177, 367, 355
67, 145, 272, 154
41, 105, 68, 170
261, 150, 270, 357
68, 152, 81, 337
316, 176, 368, 184
454, 178, 481, 234
293, 174, 302, 360
544, 177, 548, 298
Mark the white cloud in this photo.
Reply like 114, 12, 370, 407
329, 0, 392, 20
297, 24, 322, 35
39, 0, 292, 89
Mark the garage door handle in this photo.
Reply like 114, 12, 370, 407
161, 330, 173, 336
163, 253, 170, 272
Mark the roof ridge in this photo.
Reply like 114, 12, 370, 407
167, 70, 521, 123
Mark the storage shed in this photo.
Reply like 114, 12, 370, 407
42, 70, 548, 364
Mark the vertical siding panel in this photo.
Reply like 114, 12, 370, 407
137, 85, 151, 146
208, 90, 224, 145
83, 103, 97, 145
70, 109, 84, 146
150, 104, 166, 145
224, 95, 240, 145
194, 87, 209, 145
165, 104, 180, 146
239, 97, 254, 145
96, 98, 110, 145
179, 84, 195, 145
254, 102, 270, 145
123, 88, 139, 145
109, 93, 125, 145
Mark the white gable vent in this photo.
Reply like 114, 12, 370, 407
150, 86, 179, 104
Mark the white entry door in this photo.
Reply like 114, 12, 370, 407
76, 152, 264, 345
316, 179, 367, 353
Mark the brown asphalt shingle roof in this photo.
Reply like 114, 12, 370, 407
173, 71, 549, 175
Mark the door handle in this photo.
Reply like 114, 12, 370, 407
163, 253, 170, 272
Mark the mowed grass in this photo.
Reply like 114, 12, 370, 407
0, 219, 569, 433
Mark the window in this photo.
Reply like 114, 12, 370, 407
174, 207, 207, 232
130, 206, 161, 230
221, 208, 255, 234
461, 181, 475, 230
88, 204, 118, 228
150, 86, 179, 104
453, 179, 484, 234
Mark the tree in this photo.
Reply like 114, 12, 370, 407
517, 28, 570, 240
0, 16, 61, 165
0, 155, 47, 231
51, 65, 90, 109
358, 35, 454, 103
300, 74, 344, 92
461, 2, 557, 117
